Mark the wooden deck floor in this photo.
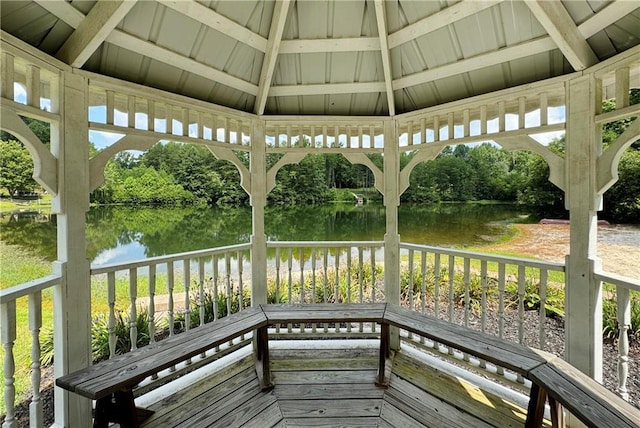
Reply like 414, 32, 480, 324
139, 340, 539, 427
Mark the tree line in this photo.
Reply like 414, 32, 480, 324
1, 91, 638, 223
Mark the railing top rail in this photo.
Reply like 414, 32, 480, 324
90, 243, 252, 275
594, 269, 640, 293
266, 240, 385, 248
399, 242, 566, 272
0, 274, 61, 302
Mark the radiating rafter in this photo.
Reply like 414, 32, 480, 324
392, 1, 628, 92
55, 0, 137, 67
254, 0, 291, 115
524, 0, 598, 70
374, 0, 395, 116
34, 0, 258, 95
388, 0, 501, 49
158, 0, 268, 52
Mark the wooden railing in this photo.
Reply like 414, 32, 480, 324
594, 269, 640, 402
3, 242, 639, 427
0, 274, 61, 428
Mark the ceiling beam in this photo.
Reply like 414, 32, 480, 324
56, 0, 137, 67
388, 0, 501, 49
393, 37, 557, 90
270, 82, 386, 97
158, 0, 268, 52
374, 0, 395, 116
279, 37, 380, 54
578, 0, 640, 39
524, 0, 598, 70
35, 0, 258, 95
254, 0, 290, 115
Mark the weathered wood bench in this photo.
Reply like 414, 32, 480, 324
56, 306, 269, 428
57, 303, 639, 428
381, 304, 640, 428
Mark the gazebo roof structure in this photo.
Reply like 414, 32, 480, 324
2, 1, 640, 427
2, 0, 639, 117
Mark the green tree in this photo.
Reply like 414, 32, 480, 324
0, 140, 37, 196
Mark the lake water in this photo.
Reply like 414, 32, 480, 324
2, 203, 529, 265
2, 203, 636, 268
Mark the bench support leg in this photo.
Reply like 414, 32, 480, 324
525, 383, 548, 428
549, 397, 565, 428
376, 322, 392, 388
92, 391, 153, 428
255, 325, 273, 390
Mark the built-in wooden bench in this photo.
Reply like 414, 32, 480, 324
381, 304, 640, 428
57, 303, 640, 428
56, 306, 269, 428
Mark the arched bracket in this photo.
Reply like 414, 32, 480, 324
208, 147, 251, 196
399, 146, 443, 196
341, 153, 384, 195
89, 135, 159, 191
0, 106, 57, 195
266, 152, 307, 194
596, 118, 640, 194
495, 136, 566, 191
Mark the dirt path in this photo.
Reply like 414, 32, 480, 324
482, 224, 640, 279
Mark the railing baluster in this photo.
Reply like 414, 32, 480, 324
371, 246, 376, 332
148, 264, 159, 380
448, 255, 455, 324
517, 265, 525, 345
237, 250, 244, 310
299, 247, 305, 306
129, 268, 138, 351
148, 265, 156, 345
1, 300, 17, 428
408, 250, 414, 339
434, 253, 441, 318
346, 249, 352, 333
497, 263, 506, 377
312, 247, 317, 333
198, 258, 206, 326
275, 247, 281, 333
334, 248, 340, 333
323, 248, 329, 333
183, 260, 191, 364
480, 260, 488, 369
480, 260, 487, 333
288, 248, 293, 332
300, 248, 307, 333
213, 255, 219, 322
617, 287, 631, 401
29, 291, 43, 426
107, 272, 117, 359
463, 257, 470, 327
538, 269, 548, 350
225, 252, 232, 317
359, 247, 364, 332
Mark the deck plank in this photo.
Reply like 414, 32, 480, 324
278, 398, 382, 418
392, 352, 533, 427
284, 417, 380, 427
143, 367, 259, 427
241, 402, 284, 428
379, 400, 428, 428
272, 369, 378, 384
384, 377, 493, 428
274, 383, 385, 400
173, 381, 267, 427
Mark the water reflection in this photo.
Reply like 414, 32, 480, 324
2, 203, 636, 267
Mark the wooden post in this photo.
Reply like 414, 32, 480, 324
51, 72, 92, 426
383, 119, 401, 350
251, 119, 268, 306
565, 75, 603, 383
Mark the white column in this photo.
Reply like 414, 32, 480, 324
51, 72, 92, 427
565, 75, 603, 381
251, 119, 268, 305
383, 119, 401, 350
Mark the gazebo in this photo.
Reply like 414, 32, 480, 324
1, 1, 639, 427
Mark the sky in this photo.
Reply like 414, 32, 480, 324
12, 82, 565, 151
